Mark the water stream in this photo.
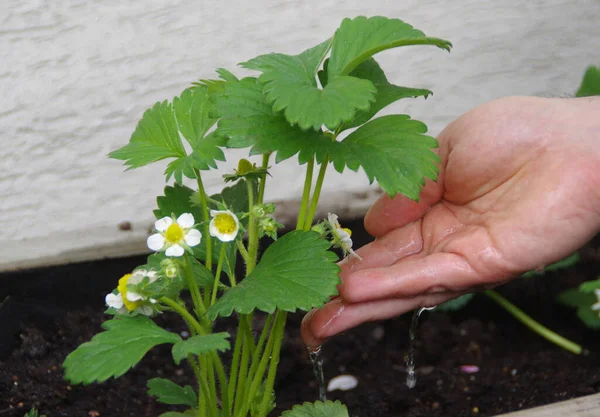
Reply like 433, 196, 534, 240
406, 307, 435, 389
308, 346, 327, 402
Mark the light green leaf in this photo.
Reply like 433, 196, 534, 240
340, 58, 432, 130
339, 114, 439, 200
576, 66, 600, 97
165, 133, 227, 183
174, 87, 217, 148
159, 413, 195, 417
580, 279, 600, 293
207, 231, 340, 319
281, 400, 349, 417
576, 305, 600, 330
109, 101, 186, 169
171, 333, 231, 365
436, 294, 474, 312
328, 16, 452, 77
215, 78, 342, 164
243, 39, 376, 130
556, 288, 595, 308
147, 378, 197, 407
154, 184, 204, 223
63, 316, 180, 384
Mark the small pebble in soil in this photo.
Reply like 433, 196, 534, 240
460, 365, 480, 374
327, 374, 359, 392
511, 369, 518, 376
371, 325, 385, 341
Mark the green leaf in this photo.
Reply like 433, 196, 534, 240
556, 288, 595, 308
435, 294, 474, 312
23, 409, 46, 417
165, 132, 227, 183
109, 101, 186, 169
147, 378, 197, 407
171, 333, 231, 365
340, 58, 432, 130
174, 87, 218, 148
207, 231, 340, 319
576, 305, 600, 330
243, 39, 376, 130
339, 114, 439, 200
328, 16, 452, 77
576, 66, 600, 97
154, 184, 204, 223
215, 78, 342, 164
281, 400, 349, 417
158, 413, 195, 417
579, 279, 600, 293
63, 316, 180, 384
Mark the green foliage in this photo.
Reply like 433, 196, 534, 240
154, 183, 204, 222
338, 115, 439, 200
327, 16, 451, 77
341, 58, 432, 130
158, 412, 196, 417
23, 409, 46, 417
579, 279, 600, 293
207, 231, 340, 319
63, 316, 180, 384
242, 39, 376, 130
214, 77, 338, 164
556, 283, 600, 329
171, 333, 231, 365
435, 294, 474, 312
575, 65, 600, 97
147, 378, 197, 407
110, 87, 226, 183
522, 252, 580, 277
281, 400, 349, 417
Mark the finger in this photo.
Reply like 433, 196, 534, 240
339, 252, 484, 303
301, 292, 460, 349
339, 221, 424, 279
365, 178, 443, 237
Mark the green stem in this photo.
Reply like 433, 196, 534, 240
160, 296, 206, 335
303, 155, 329, 230
246, 180, 258, 274
206, 357, 219, 417
195, 169, 212, 270
211, 244, 227, 306
484, 290, 583, 354
211, 351, 231, 417
183, 255, 208, 322
228, 322, 244, 414
189, 355, 209, 417
242, 314, 274, 412
257, 311, 287, 417
257, 153, 271, 205
296, 158, 314, 230
233, 318, 251, 417
236, 240, 250, 265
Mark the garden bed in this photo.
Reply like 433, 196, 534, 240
1, 220, 599, 417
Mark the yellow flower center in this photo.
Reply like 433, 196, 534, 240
117, 273, 139, 311
165, 223, 184, 244
214, 213, 237, 234
342, 227, 352, 237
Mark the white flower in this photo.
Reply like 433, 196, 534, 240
147, 213, 202, 257
591, 289, 600, 312
209, 210, 240, 242
104, 269, 159, 316
327, 213, 362, 261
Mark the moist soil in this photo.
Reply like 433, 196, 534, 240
1, 220, 600, 417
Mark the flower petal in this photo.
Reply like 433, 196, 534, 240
185, 228, 202, 247
137, 305, 154, 316
105, 293, 123, 309
126, 291, 143, 302
177, 213, 195, 228
147, 234, 165, 251
328, 213, 340, 228
166, 244, 185, 257
155, 217, 173, 232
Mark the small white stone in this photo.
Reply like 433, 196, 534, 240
327, 374, 358, 392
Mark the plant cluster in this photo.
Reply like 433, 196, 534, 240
62, 16, 451, 417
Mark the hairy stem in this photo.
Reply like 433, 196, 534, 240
296, 158, 314, 230
195, 169, 212, 270
257, 310, 287, 417
257, 153, 271, 205
303, 155, 329, 230
211, 244, 227, 306
484, 290, 583, 354
246, 180, 258, 274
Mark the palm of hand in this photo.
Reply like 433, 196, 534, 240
302, 97, 600, 348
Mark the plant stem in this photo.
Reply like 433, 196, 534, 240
257, 153, 270, 205
296, 158, 314, 230
160, 297, 206, 335
257, 310, 287, 417
241, 314, 274, 412
236, 240, 250, 265
211, 244, 227, 306
183, 255, 208, 323
227, 323, 244, 415
484, 290, 583, 354
211, 351, 231, 417
303, 155, 329, 230
206, 357, 219, 417
189, 355, 209, 417
194, 169, 212, 270
246, 180, 258, 274
233, 318, 251, 417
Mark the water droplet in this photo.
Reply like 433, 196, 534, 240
308, 346, 327, 402
327, 374, 358, 392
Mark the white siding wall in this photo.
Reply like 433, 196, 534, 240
1, 0, 599, 270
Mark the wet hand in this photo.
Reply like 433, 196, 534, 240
302, 96, 600, 349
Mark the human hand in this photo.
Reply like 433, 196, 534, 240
302, 96, 600, 349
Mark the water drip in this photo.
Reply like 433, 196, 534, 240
406, 307, 435, 389
308, 346, 327, 402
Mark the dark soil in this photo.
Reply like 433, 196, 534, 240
1, 221, 600, 417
